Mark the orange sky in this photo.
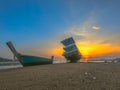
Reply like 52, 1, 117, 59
77, 43, 120, 60
48, 42, 120, 61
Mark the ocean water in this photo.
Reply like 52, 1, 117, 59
0, 60, 111, 70
0, 65, 23, 70
0, 60, 65, 70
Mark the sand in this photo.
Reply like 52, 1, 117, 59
0, 63, 120, 90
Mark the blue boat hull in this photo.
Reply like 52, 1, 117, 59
20, 55, 53, 66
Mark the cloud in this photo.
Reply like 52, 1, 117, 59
73, 35, 86, 40
62, 15, 97, 42
92, 25, 100, 30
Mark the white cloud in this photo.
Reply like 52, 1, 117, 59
92, 25, 100, 30
62, 16, 97, 42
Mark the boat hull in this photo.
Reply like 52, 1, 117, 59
20, 55, 53, 66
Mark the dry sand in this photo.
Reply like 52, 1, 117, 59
0, 63, 120, 90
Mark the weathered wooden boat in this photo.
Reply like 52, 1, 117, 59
61, 37, 81, 62
6, 42, 53, 66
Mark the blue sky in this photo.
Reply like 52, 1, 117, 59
0, 0, 120, 59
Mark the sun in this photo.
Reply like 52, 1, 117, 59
78, 46, 91, 62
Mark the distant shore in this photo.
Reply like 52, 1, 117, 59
0, 62, 120, 90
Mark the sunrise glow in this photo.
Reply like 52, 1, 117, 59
44, 42, 120, 62
77, 43, 120, 61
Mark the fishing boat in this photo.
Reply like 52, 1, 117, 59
61, 37, 81, 62
6, 42, 53, 66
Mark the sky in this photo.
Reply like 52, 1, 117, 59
0, 0, 120, 60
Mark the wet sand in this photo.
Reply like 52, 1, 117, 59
0, 63, 120, 90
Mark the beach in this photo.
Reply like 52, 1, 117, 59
0, 63, 120, 90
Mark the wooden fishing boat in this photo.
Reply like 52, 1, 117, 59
6, 42, 53, 66
61, 37, 81, 62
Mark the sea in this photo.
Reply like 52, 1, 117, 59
0, 60, 113, 70
0, 60, 65, 70
0, 64, 23, 70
